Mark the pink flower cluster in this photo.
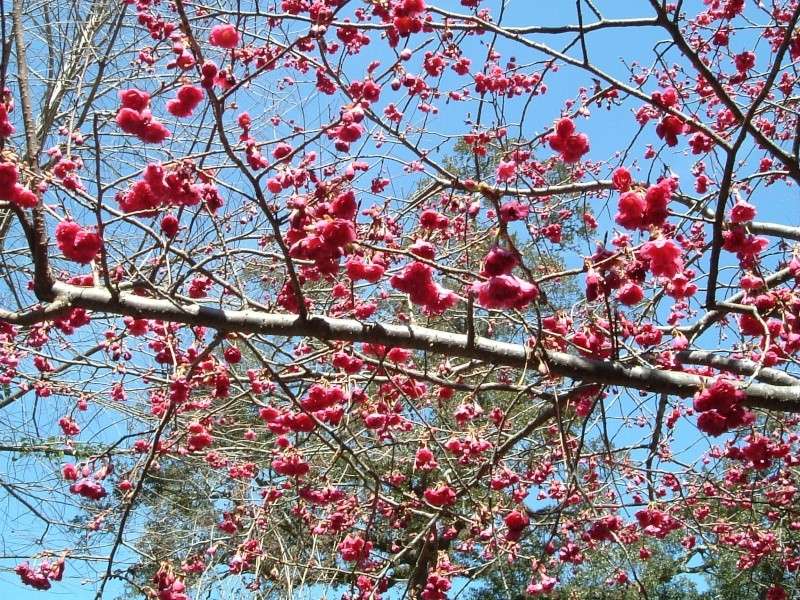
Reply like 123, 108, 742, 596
390, 261, 458, 315
15, 558, 64, 591
635, 507, 681, 539
55, 221, 102, 264
420, 557, 456, 600
0, 100, 14, 138
69, 478, 107, 500
166, 85, 204, 118
547, 118, 589, 163
115, 89, 170, 143
424, 483, 457, 506
0, 161, 37, 208
187, 421, 214, 452
338, 534, 372, 562
472, 247, 538, 310
301, 384, 347, 411
415, 446, 438, 470
327, 105, 366, 153
271, 452, 310, 477
392, 0, 426, 37
289, 218, 357, 276
504, 508, 530, 541
639, 239, 684, 278
153, 566, 190, 600
116, 161, 222, 214
655, 115, 685, 146
587, 515, 624, 541
209, 23, 240, 49
693, 378, 754, 436
346, 255, 386, 283
614, 178, 676, 230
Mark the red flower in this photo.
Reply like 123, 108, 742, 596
472, 275, 538, 310
696, 410, 730, 436
209, 23, 240, 49
651, 86, 679, 108
223, 346, 242, 364
693, 378, 753, 436
611, 167, 632, 192
634, 323, 662, 347
734, 51, 755, 72
69, 478, 107, 500
61, 463, 78, 481
615, 191, 646, 230
495, 160, 517, 182
201, 60, 219, 87
767, 586, 788, 600
160, 214, 179, 238
504, 508, 530, 541
738, 312, 764, 336
118, 88, 150, 111
655, 115, 684, 146
730, 200, 756, 223
336, 122, 364, 144
420, 209, 449, 229
272, 142, 293, 160
11, 184, 38, 208
424, 483, 457, 506
115, 107, 170, 144
271, 453, 309, 477
300, 384, 346, 411
640, 239, 683, 278
616, 282, 643, 306
481, 247, 518, 276
415, 446, 438, 470
137, 118, 171, 143
55, 221, 102, 264
346, 257, 385, 283
58, 416, 80, 436
116, 103, 146, 128
688, 132, 713, 154
409, 240, 436, 259
0, 103, 15, 138
722, 226, 768, 258
338, 534, 372, 562
0, 166, 35, 208
331, 189, 357, 220
166, 85, 204, 117
317, 218, 356, 247
402, 0, 426, 14
187, 421, 214, 451
0, 161, 18, 198
547, 117, 590, 162
635, 508, 680, 539
390, 262, 458, 315
499, 200, 529, 222
643, 179, 674, 227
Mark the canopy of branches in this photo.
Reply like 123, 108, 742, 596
2, 1, 800, 599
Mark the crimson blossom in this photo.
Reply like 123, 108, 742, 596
4, 1, 800, 599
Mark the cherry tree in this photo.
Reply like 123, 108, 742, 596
2, 0, 800, 598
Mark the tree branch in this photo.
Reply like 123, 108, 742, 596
26, 281, 800, 412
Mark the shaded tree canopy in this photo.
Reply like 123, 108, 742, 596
1, 1, 800, 599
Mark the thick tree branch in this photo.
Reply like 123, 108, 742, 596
28, 281, 800, 412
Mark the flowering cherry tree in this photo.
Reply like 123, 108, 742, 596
4, 0, 800, 598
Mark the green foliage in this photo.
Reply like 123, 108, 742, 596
702, 551, 798, 600
466, 539, 703, 600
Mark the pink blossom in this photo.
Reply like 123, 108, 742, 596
640, 239, 683, 278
